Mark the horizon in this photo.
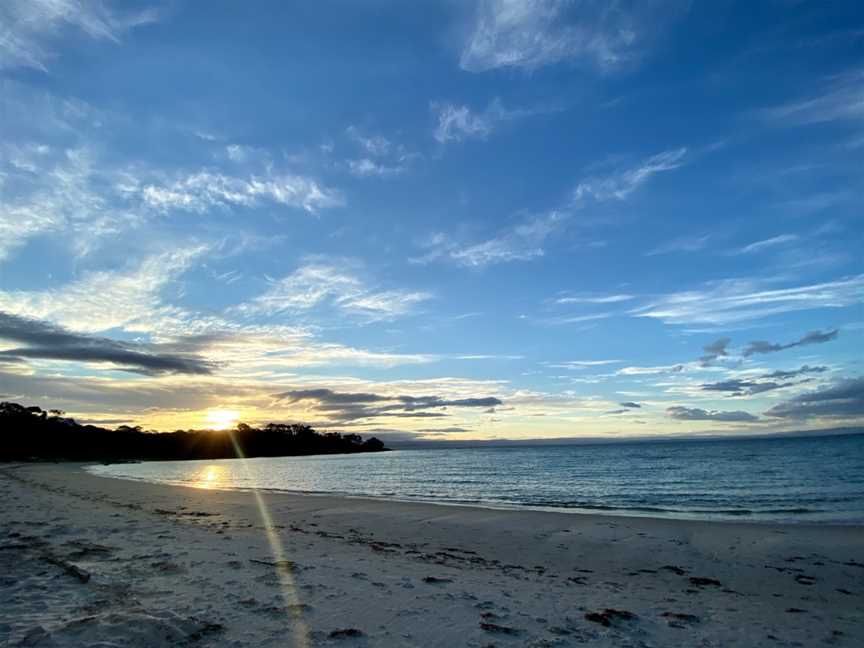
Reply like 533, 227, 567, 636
1, 1, 863, 441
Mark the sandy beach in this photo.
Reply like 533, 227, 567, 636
1, 462, 862, 647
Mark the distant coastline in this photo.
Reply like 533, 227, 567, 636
386, 426, 864, 450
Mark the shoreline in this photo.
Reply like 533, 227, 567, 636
86, 459, 864, 527
3, 462, 863, 646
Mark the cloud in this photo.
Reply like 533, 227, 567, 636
135, 170, 343, 214
555, 294, 633, 304
413, 212, 565, 267
572, 148, 687, 204
347, 158, 406, 177
232, 262, 432, 321
345, 126, 392, 156
544, 359, 622, 369
618, 364, 684, 376
432, 99, 533, 144
633, 275, 864, 326
700, 366, 830, 398
645, 234, 709, 256
0, 0, 159, 71
0, 311, 214, 375
765, 377, 864, 419
742, 329, 839, 357
700, 366, 827, 398
414, 148, 685, 268
458, 0, 681, 73
344, 126, 418, 176
620, 401, 641, 408
0, 145, 133, 261
698, 337, 731, 366
762, 365, 829, 380
272, 387, 503, 425
666, 406, 758, 422
0, 246, 205, 333
731, 234, 799, 255
761, 68, 864, 126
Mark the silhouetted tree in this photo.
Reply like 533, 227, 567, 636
0, 401, 388, 462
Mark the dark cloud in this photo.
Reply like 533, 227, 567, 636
619, 401, 641, 408
743, 329, 838, 357
701, 379, 788, 396
0, 312, 215, 375
666, 406, 758, 422
699, 337, 731, 366
765, 377, 864, 419
274, 388, 385, 404
603, 409, 629, 415
762, 365, 828, 380
701, 365, 828, 396
272, 387, 502, 425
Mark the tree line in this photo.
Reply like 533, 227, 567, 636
0, 401, 386, 462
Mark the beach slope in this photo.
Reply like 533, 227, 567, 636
1, 463, 862, 647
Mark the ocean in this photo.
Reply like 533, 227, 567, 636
87, 433, 864, 523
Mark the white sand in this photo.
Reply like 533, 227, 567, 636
1, 462, 862, 647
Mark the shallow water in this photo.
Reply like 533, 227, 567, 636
88, 433, 864, 523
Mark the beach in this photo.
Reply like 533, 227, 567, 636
1, 463, 862, 647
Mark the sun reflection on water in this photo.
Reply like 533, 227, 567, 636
194, 465, 224, 489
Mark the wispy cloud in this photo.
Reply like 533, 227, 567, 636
645, 234, 709, 256
761, 68, 864, 126
432, 98, 536, 144
344, 125, 418, 177
555, 294, 633, 305
345, 126, 392, 156
232, 262, 432, 322
0, 0, 159, 71
0, 246, 206, 333
458, 0, 681, 73
414, 148, 686, 268
572, 148, 687, 204
730, 234, 799, 255
0, 146, 133, 261
544, 359, 622, 369
618, 364, 684, 376
412, 212, 565, 267
633, 275, 864, 326
133, 170, 343, 214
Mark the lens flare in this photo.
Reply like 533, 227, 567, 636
226, 431, 310, 647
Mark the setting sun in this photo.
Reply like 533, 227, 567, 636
205, 409, 240, 431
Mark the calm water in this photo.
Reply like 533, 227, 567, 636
88, 434, 864, 523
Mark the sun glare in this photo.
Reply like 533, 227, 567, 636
206, 409, 240, 431
195, 465, 224, 489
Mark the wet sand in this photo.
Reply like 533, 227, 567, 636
1, 462, 862, 647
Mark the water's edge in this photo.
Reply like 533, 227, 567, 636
84, 461, 864, 526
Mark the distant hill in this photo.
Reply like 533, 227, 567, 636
0, 401, 386, 462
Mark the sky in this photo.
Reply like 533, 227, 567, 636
0, 0, 862, 441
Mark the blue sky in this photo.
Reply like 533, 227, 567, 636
0, 0, 862, 439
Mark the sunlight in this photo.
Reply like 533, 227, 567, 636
206, 409, 240, 431
194, 465, 224, 489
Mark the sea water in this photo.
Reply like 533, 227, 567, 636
88, 433, 864, 523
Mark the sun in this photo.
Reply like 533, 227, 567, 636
205, 409, 240, 431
